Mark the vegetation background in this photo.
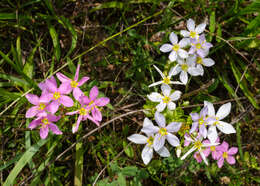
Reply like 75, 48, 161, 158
0, 0, 259, 185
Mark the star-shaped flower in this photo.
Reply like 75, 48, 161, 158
189, 34, 213, 58
180, 18, 206, 39
216, 141, 238, 168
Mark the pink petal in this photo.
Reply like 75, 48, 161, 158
28, 119, 41, 129
73, 87, 84, 101
212, 151, 220, 160
56, 72, 71, 83
78, 76, 89, 86
74, 64, 80, 81
221, 141, 229, 152
92, 107, 102, 121
47, 114, 61, 122
25, 94, 39, 105
217, 157, 224, 168
26, 106, 39, 118
86, 114, 100, 126
226, 156, 236, 164
228, 147, 238, 155
203, 148, 211, 157
49, 76, 57, 87
194, 152, 202, 163
60, 95, 74, 107
46, 101, 60, 114
49, 123, 62, 135
66, 110, 79, 116
90, 86, 98, 101
95, 97, 110, 107
80, 95, 90, 105
58, 82, 72, 94
72, 115, 82, 133
40, 93, 53, 103
40, 126, 49, 139
45, 79, 58, 92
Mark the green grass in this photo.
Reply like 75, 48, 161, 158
0, 0, 259, 185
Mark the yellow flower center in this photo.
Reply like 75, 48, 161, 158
198, 118, 204, 126
195, 43, 202, 49
79, 107, 88, 116
210, 146, 216, 151
147, 136, 154, 147
196, 57, 203, 64
194, 141, 202, 150
190, 31, 197, 38
71, 80, 78, 88
172, 44, 180, 51
163, 96, 171, 104
223, 151, 228, 159
159, 128, 168, 136
181, 64, 188, 72
213, 117, 219, 126
163, 76, 170, 84
53, 92, 61, 100
41, 118, 49, 125
38, 103, 46, 110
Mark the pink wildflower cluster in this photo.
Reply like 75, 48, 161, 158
25, 64, 110, 139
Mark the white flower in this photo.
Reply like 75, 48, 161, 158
141, 112, 181, 151
180, 134, 219, 165
160, 32, 190, 61
148, 84, 181, 112
148, 65, 183, 87
180, 18, 206, 39
170, 56, 202, 84
189, 55, 215, 76
204, 101, 236, 143
127, 117, 170, 165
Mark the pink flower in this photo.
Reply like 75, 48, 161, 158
82, 86, 110, 122
66, 95, 100, 133
41, 76, 74, 114
203, 138, 221, 160
194, 151, 202, 163
38, 76, 56, 94
25, 93, 49, 118
56, 64, 89, 101
28, 114, 62, 139
216, 141, 238, 168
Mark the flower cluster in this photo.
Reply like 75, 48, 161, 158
25, 64, 110, 139
128, 18, 238, 168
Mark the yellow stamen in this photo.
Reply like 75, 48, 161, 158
181, 64, 188, 72
79, 107, 88, 116
38, 103, 46, 110
163, 76, 170, 84
162, 96, 171, 104
71, 80, 78, 88
223, 152, 228, 159
53, 92, 61, 100
41, 118, 49, 125
198, 118, 204, 126
210, 146, 216, 151
172, 44, 180, 51
196, 57, 203, 64
195, 43, 202, 49
194, 141, 202, 150
147, 136, 154, 147
159, 128, 168, 136
190, 31, 197, 38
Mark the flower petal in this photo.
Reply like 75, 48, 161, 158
161, 84, 171, 97
147, 92, 163, 102
169, 51, 177, 61
153, 65, 165, 79
46, 101, 60, 114
170, 90, 181, 101
47, 114, 61, 122
167, 101, 176, 110
166, 133, 180, 147
60, 95, 74, 107
92, 107, 102, 121
160, 44, 173, 53
143, 118, 154, 128
188, 67, 202, 76
58, 82, 72, 94
169, 32, 178, 44
141, 124, 159, 135
200, 106, 208, 118
204, 101, 215, 117
179, 38, 190, 48
45, 78, 57, 92
95, 97, 110, 106
156, 101, 166, 112
155, 111, 166, 127
197, 49, 207, 58
141, 144, 153, 165
49, 123, 62, 135
200, 124, 207, 138
207, 125, 218, 144
148, 81, 163, 87
190, 122, 198, 133
153, 133, 165, 151
78, 76, 90, 86
66, 110, 79, 116
28, 119, 41, 129
127, 134, 148, 144
72, 115, 82, 133
190, 113, 199, 121
226, 156, 236, 164
216, 102, 231, 120
217, 157, 224, 168
187, 18, 195, 31
180, 30, 190, 37
90, 86, 99, 101
26, 106, 39, 118
228, 147, 238, 155
156, 146, 170, 157
74, 64, 80, 81
40, 93, 53, 103
180, 146, 196, 160
217, 141, 229, 152
73, 87, 84, 101
25, 94, 39, 105
203, 58, 215, 67
217, 121, 236, 134
178, 49, 188, 58
200, 151, 208, 165
166, 122, 182, 133
56, 72, 70, 83
40, 126, 49, 139
169, 65, 181, 76
180, 71, 188, 84
195, 23, 206, 34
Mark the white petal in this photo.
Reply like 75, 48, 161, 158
154, 133, 166, 151
180, 71, 188, 84
176, 146, 182, 157
217, 121, 236, 134
147, 92, 163, 102
169, 80, 185, 85
166, 122, 182, 133
187, 18, 195, 31
207, 125, 218, 144
199, 151, 208, 165
180, 146, 196, 160
170, 90, 181, 101
188, 67, 202, 76
186, 55, 196, 66
203, 58, 215, 67
160, 44, 173, 53
148, 81, 163, 87
179, 38, 190, 48
197, 64, 204, 76
155, 111, 166, 127
195, 23, 206, 34
169, 51, 177, 61
143, 117, 154, 128
142, 144, 153, 165
156, 102, 166, 112
167, 102, 176, 110
166, 133, 180, 147
161, 84, 171, 96
153, 65, 165, 79
156, 146, 170, 157
178, 49, 188, 59
204, 101, 215, 117
203, 143, 219, 147
216, 102, 231, 120
177, 58, 184, 65
127, 134, 148, 144
169, 32, 178, 44
180, 30, 190, 37
169, 65, 181, 76
141, 125, 159, 135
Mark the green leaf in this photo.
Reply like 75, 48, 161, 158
121, 166, 138, 176
74, 142, 84, 186
117, 173, 126, 186
90, 1, 124, 13
216, 23, 222, 43
209, 11, 215, 42
123, 141, 134, 158
48, 24, 61, 61
0, 13, 16, 20
3, 139, 48, 186
0, 154, 22, 171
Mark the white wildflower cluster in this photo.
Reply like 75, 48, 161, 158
128, 18, 237, 166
